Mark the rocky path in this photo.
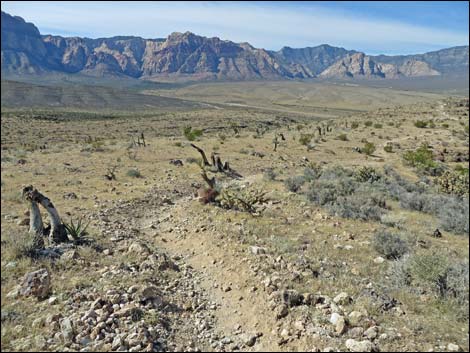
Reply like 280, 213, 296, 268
141, 197, 283, 351
88, 180, 292, 352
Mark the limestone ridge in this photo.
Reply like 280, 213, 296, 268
1, 11, 468, 80
319, 52, 441, 79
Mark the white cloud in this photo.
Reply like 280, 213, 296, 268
1, 1, 468, 54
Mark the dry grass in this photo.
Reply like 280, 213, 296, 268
1, 89, 468, 351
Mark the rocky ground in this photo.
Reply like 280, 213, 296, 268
1, 97, 468, 352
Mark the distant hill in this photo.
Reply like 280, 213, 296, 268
1, 11, 468, 81
0, 80, 202, 109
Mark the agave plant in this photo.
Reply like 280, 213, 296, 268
64, 217, 92, 245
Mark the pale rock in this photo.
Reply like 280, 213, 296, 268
250, 246, 267, 255
348, 327, 364, 338
345, 339, 373, 352
374, 256, 385, 264
348, 311, 364, 326
333, 292, 352, 305
330, 312, 342, 325
335, 316, 347, 334
363, 326, 378, 340
447, 343, 460, 352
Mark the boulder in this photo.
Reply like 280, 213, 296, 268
20, 268, 51, 299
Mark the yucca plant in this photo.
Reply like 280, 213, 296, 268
64, 217, 92, 245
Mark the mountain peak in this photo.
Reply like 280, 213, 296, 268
1, 10, 468, 81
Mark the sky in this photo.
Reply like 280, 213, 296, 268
1, 1, 469, 55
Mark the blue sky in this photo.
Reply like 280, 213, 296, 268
1, 1, 468, 55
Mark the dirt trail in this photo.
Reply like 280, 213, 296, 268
140, 197, 284, 351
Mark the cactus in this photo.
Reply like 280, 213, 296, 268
355, 166, 381, 183
217, 186, 268, 214
436, 170, 469, 197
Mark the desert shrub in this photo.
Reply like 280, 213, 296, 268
436, 170, 469, 196
183, 126, 203, 141
263, 168, 277, 181
303, 164, 322, 181
384, 143, 393, 153
380, 213, 406, 229
307, 178, 354, 206
185, 157, 200, 164
446, 261, 469, 311
437, 197, 469, 235
285, 176, 306, 192
362, 142, 376, 156
299, 134, 314, 146
414, 120, 429, 128
373, 230, 410, 259
398, 253, 470, 318
127, 169, 142, 178
328, 191, 387, 221
365, 121, 373, 127
351, 122, 359, 129
337, 134, 348, 141
4, 232, 38, 260
403, 144, 442, 175
217, 186, 268, 214
382, 166, 427, 195
374, 123, 383, 129
442, 123, 449, 128
355, 166, 381, 183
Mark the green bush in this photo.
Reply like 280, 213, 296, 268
374, 123, 383, 129
127, 169, 142, 178
183, 126, 203, 141
402, 144, 438, 174
363, 142, 376, 156
414, 120, 428, 128
299, 134, 314, 146
384, 143, 393, 153
365, 121, 373, 127
351, 122, 359, 129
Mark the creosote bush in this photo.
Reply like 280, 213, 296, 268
384, 143, 393, 153
403, 143, 443, 175
299, 134, 313, 146
183, 126, 203, 141
362, 141, 376, 156
414, 120, 428, 128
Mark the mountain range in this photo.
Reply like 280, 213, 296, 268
2, 11, 469, 81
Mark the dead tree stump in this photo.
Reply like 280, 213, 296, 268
22, 186, 68, 244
